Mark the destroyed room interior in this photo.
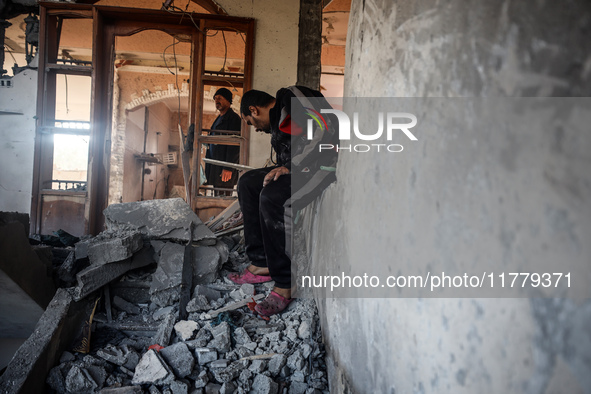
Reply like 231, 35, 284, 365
1, 0, 590, 393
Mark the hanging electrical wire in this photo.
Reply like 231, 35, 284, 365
220, 30, 227, 72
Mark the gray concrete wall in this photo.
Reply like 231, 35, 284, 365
310, 1, 591, 393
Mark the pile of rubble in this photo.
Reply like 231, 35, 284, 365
43, 199, 328, 394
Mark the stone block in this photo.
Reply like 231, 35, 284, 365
103, 198, 215, 242
160, 342, 195, 378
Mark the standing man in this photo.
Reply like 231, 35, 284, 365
228, 86, 338, 316
204, 88, 242, 196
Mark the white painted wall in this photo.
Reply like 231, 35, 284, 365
217, 0, 300, 168
0, 69, 37, 214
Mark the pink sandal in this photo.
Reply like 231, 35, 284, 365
254, 291, 293, 316
228, 269, 272, 284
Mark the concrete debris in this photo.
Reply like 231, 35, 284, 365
73, 245, 155, 301
103, 198, 215, 243
193, 284, 222, 302
251, 374, 279, 394
153, 312, 177, 347
207, 322, 231, 353
195, 347, 218, 365
174, 320, 200, 341
160, 342, 195, 378
186, 294, 210, 313
113, 296, 141, 315
150, 242, 222, 308
87, 231, 143, 266
132, 349, 174, 385
65, 365, 99, 393
34, 218, 328, 394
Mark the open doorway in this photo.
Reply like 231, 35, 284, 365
31, 3, 254, 235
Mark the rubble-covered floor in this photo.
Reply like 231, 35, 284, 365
36, 199, 329, 394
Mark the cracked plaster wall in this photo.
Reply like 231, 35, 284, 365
309, 0, 591, 393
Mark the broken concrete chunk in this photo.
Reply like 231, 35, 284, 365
193, 370, 209, 388
288, 382, 308, 394
154, 306, 176, 321
219, 381, 237, 394
193, 285, 222, 302
267, 354, 287, 376
192, 246, 221, 285
297, 319, 312, 340
103, 198, 215, 242
150, 242, 184, 304
212, 361, 244, 383
233, 327, 252, 345
160, 342, 195, 379
169, 379, 189, 394
75, 239, 91, 260
195, 348, 218, 365
185, 328, 213, 349
97, 344, 136, 367
66, 365, 99, 393
204, 383, 222, 394
174, 320, 200, 341
186, 294, 210, 313
73, 246, 155, 301
152, 312, 177, 347
87, 231, 143, 266
287, 350, 306, 372
113, 296, 141, 315
132, 349, 174, 385
251, 374, 279, 394
249, 360, 267, 373
207, 322, 231, 353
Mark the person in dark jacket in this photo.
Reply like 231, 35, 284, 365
204, 88, 242, 196
228, 86, 337, 316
